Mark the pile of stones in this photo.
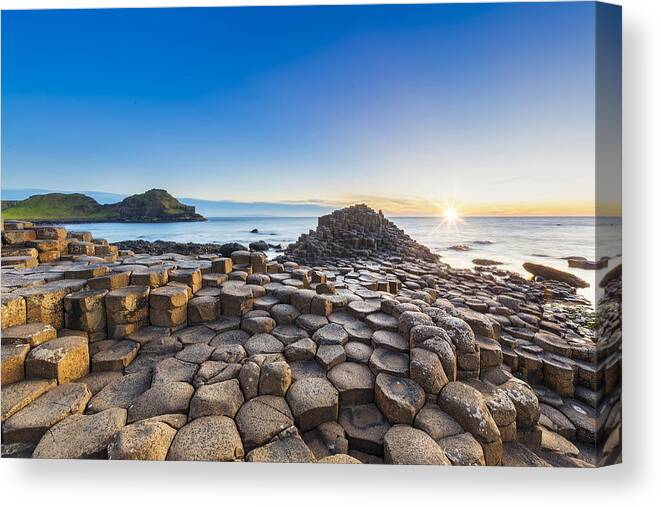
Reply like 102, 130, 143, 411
1, 212, 620, 465
286, 204, 439, 263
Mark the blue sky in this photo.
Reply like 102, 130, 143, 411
2, 3, 605, 215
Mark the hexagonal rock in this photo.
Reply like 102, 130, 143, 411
63, 289, 107, 333
211, 257, 233, 274
33, 407, 127, 459
317, 454, 362, 464
187, 296, 219, 324
438, 432, 486, 466
169, 268, 202, 293
410, 324, 451, 348
1, 379, 57, 422
365, 312, 399, 331
87, 373, 151, 413
25, 335, 89, 384
221, 284, 254, 316
438, 382, 502, 465
127, 381, 194, 423
419, 336, 457, 382
345, 342, 373, 364
13, 285, 69, 329
108, 419, 177, 460
235, 395, 295, 450
259, 361, 292, 396
270, 304, 301, 325
312, 323, 349, 346
2, 343, 30, 384
375, 373, 425, 425
238, 361, 261, 400
175, 343, 214, 364
246, 435, 316, 463
500, 379, 540, 429
243, 333, 284, 356
369, 347, 409, 377
2, 383, 91, 444
398, 311, 434, 338
189, 379, 244, 419
383, 425, 450, 465
268, 329, 305, 351
286, 377, 339, 431
296, 314, 329, 334
456, 307, 496, 339
167, 415, 244, 461
149, 286, 189, 328
328, 362, 375, 405
371, 330, 408, 352
106, 286, 150, 337
347, 300, 381, 319
339, 403, 391, 455
1, 293, 27, 330
1, 323, 57, 348
316, 344, 346, 370
152, 357, 198, 385
344, 320, 373, 344
176, 325, 215, 345
435, 316, 477, 352
290, 289, 315, 314
413, 405, 464, 442
283, 338, 317, 361
92, 340, 140, 372
77, 371, 124, 395
410, 347, 448, 394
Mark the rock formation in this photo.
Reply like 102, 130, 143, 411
0, 210, 620, 466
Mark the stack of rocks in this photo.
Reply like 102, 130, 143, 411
286, 204, 438, 263
0, 212, 620, 466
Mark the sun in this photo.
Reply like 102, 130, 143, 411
443, 206, 459, 223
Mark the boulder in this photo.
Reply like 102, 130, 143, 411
25, 335, 89, 384
33, 407, 127, 459
167, 416, 244, 461
286, 377, 339, 431
383, 425, 450, 465
375, 373, 425, 425
108, 419, 177, 460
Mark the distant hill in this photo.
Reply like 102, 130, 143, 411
1, 189, 206, 223
2, 187, 335, 217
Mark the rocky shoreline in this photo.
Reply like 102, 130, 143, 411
1, 206, 621, 465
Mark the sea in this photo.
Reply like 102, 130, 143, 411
62, 216, 622, 305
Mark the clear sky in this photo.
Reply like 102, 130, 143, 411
2, 3, 605, 216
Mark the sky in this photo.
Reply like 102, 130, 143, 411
1, 3, 615, 216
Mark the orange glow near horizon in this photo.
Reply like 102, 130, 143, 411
310, 195, 616, 217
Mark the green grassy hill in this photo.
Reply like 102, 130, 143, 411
1, 189, 205, 223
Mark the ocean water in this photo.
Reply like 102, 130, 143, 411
63, 216, 621, 304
